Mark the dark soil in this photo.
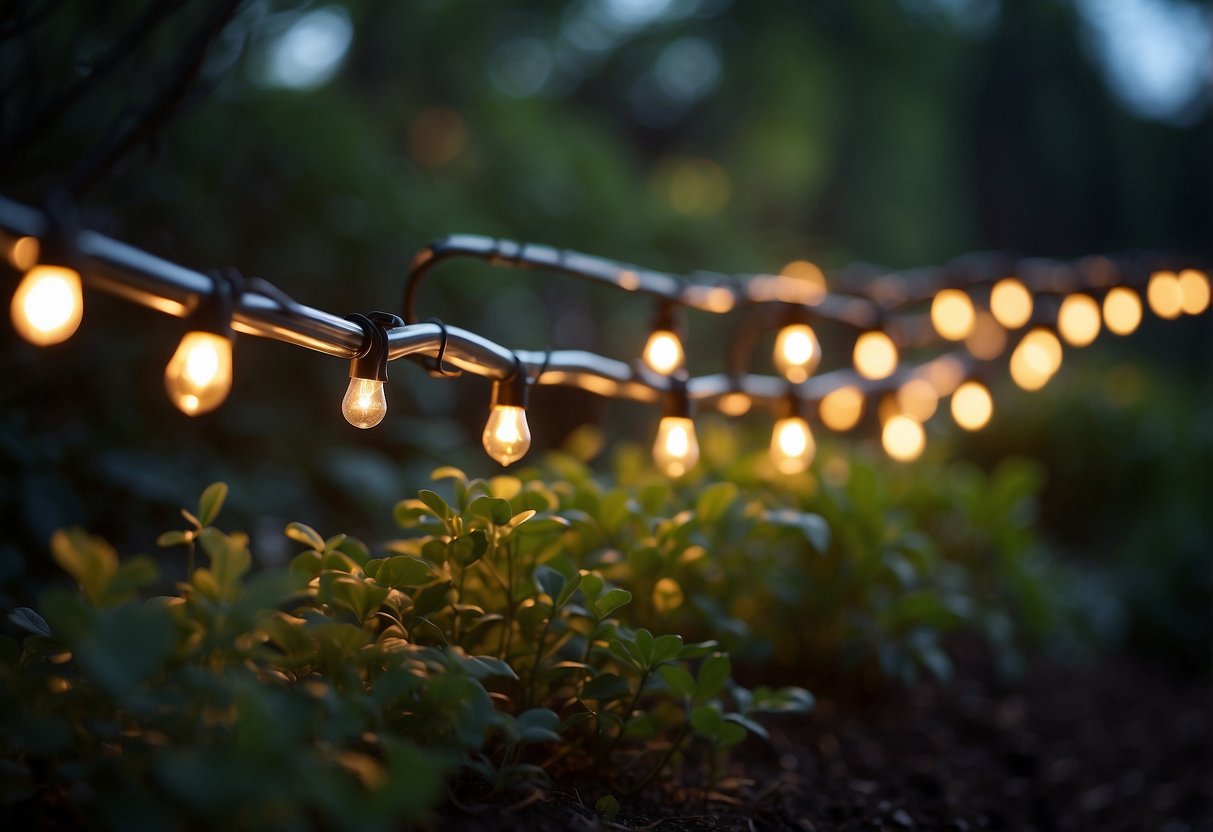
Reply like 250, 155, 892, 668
432, 653, 1212, 831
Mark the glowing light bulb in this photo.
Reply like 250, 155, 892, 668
773, 323, 821, 383
165, 331, 233, 415
643, 329, 684, 375
1057, 294, 1101, 347
882, 414, 925, 462
770, 416, 815, 475
819, 385, 864, 431
10, 264, 83, 345
896, 378, 939, 422
990, 278, 1033, 329
341, 376, 388, 428
852, 330, 898, 380
930, 289, 976, 341
951, 381, 993, 431
1178, 269, 1210, 315
1147, 271, 1182, 319
653, 416, 699, 477
482, 404, 532, 466
1009, 328, 1062, 391
1102, 287, 1142, 336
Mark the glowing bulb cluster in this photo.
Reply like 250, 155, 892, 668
1009, 328, 1063, 391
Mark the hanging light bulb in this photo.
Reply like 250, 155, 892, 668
482, 360, 532, 466
769, 392, 815, 474
1009, 327, 1062, 391
819, 385, 864, 431
773, 321, 821, 383
340, 312, 402, 428
165, 331, 234, 415
652, 377, 698, 477
1102, 286, 1142, 336
951, 380, 993, 431
1178, 269, 1210, 315
1146, 270, 1182, 319
642, 304, 684, 375
990, 277, 1033, 329
930, 289, 976, 341
165, 275, 239, 415
882, 414, 926, 462
10, 222, 84, 346
1057, 293, 1101, 347
852, 330, 898, 380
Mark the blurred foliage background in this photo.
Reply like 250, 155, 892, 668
1, 0, 1209, 662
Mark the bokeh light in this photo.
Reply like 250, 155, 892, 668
1102, 286, 1142, 335
1177, 268, 1210, 315
990, 277, 1033, 329
1147, 270, 1183, 319
853, 330, 898, 380
819, 385, 864, 431
882, 414, 926, 462
950, 380, 993, 431
1009, 327, 1063, 391
930, 289, 976, 341
1057, 293, 1101, 347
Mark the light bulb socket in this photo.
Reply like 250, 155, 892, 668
661, 373, 692, 419
189, 268, 237, 339
491, 356, 529, 409
346, 311, 403, 382
35, 192, 83, 273
651, 301, 685, 341
776, 388, 805, 421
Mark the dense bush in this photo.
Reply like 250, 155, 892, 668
3, 435, 1095, 827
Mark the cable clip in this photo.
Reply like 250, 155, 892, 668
420, 317, 462, 377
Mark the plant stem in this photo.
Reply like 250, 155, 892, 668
625, 719, 690, 795
599, 669, 650, 763
502, 538, 515, 661
525, 608, 554, 709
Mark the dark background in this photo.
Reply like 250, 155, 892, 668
1, 1, 1210, 627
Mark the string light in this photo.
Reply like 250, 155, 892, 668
819, 385, 864, 431
769, 392, 815, 475
930, 289, 976, 341
1057, 294, 1101, 347
1009, 327, 1062, 391
642, 304, 684, 375
3, 194, 1204, 480
341, 312, 400, 428
653, 377, 698, 477
950, 380, 993, 431
1178, 269, 1210, 315
853, 330, 898, 380
1101, 287, 1142, 336
9, 222, 84, 347
482, 360, 532, 466
1147, 270, 1182, 319
164, 273, 240, 416
990, 277, 1033, 329
773, 322, 821, 383
882, 414, 925, 462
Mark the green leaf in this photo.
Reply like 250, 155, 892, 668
156, 530, 191, 548
690, 704, 723, 735
596, 795, 620, 822
106, 556, 159, 599
198, 528, 251, 590
469, 496, 512, 526
533, 565, 564, 603
417, 489, 451, 520
555, 571, 582, 609
695, 653, 731, 703
449, 529, 489, 567
328, 576, 389, 622
657, 664, 696, 699
634, 628, 655, 666
374, 555, 433, 588
431, 466, 467, 483
51, 528, 118, 606
581, 673, 629, 701
695, 481, 738, 524
580, 572, 604, 602
515, 708, 561, 744
8, 607, 50, 638
765, 509, 831, 552
650, 633, 683, 666
284, 522, 326, 551
196, 482, 228, 527
593, 588, 632, 619
458, 654, 519, 681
